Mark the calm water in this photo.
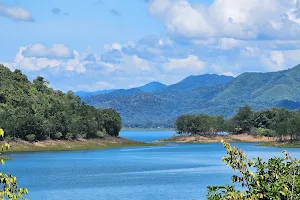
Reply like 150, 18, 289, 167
4, 131, 300, 200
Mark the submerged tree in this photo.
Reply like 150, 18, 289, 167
0, 128, 28, 199
207, 142, 300, 199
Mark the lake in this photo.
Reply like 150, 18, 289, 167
4, 131, 300, 200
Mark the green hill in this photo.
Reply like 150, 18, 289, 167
0, 65, 121, 140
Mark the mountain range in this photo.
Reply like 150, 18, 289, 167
81, 65, 300, 128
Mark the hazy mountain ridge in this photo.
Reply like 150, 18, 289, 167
84, 74, 235, 127
77, 81, 167, 98
83, 65, 300, 128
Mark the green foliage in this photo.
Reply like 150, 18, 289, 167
0, 128, 28, 199
53, 132, 63, 140
25, 134, 36, 142
207, 142, 300, 199
232, 106, 253, 133
250, 127, 276, 137
65, 133, 73, 140
96, 130, 107, 138
176, 114, 225, 136
0, 65, 122, 141
176, 105, 300, 142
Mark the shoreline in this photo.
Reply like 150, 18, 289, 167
157, 134, 277, 144
259, 142, 300, 148
121, 128, 175, 132
5, 137, 155, 153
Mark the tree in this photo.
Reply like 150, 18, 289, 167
207, 142, 300, 199
232, 105, 253, 134
175, 114, 225, 136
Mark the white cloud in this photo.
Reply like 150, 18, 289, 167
163, 55, 206, 74
22, 44, 74, 59
217, 38, 243, 50
104, 42, 122, 51
0, 3, 33, 21
149, 0, 300, 39
9, 45, 86, 73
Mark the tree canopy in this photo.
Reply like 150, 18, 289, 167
176, 105, 300, 142
0, 65, 122, 141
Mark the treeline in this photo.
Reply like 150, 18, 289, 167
0, 65, 122, 141
176, 105, 300, 141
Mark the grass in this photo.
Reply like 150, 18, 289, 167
5, 137, 156, 153
259, 141, 300, 148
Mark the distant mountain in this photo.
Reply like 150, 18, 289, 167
84, 74, 234, 128
214, 65, 300, 103
77, 82, 166, 99
83, 65, 300, 128
137, 81, 167, 93
75, 89, 115, 98
162, 74, 234, 92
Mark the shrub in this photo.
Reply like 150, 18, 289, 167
74, 133, 86, 140
250, 127, 275, 137
53, 132, 63, 140
207, 142, 300, 199
0, 128, 28, 199
25, 134, 36, 142
96, 130, 107, 138
65, 133, 73, 140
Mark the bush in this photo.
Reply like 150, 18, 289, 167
207, 142, 300, 199
74, 133, 86, 140
53, 132, 63, 140
96, 130, 107, 138
65, 133, 73, 140
250, 127, 275, 137
25, 134, 36, 142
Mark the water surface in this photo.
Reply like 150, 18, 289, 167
4, 131, 300, 200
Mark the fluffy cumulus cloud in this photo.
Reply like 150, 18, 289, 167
148, 0, 300, 40
163, 55, 206, 75
0, 3, 33, 21
22, 44, 74, 59
8, 45, 85, 73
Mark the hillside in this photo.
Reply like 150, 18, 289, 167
0, 65, 122, 140
214, 65, 300, 103
84, 74, 235, 128
75, 89, 115, 98
77, 81, 166, 98
137, 81, 167, 93
83, 65, 300, 128
162, 74, 234, 92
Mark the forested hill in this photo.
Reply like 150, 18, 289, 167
0, 65, 121, 141
83, 65, 300, 128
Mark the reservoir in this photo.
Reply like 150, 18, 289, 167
4, 131, 300, 200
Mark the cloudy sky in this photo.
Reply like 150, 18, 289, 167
2, 0, 300, 91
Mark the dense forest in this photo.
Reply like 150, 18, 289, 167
84, 65, 300, 128
0, 65, 122, 141
176, 105, 300, 141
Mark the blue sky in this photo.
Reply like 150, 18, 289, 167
2, 0, 300, 91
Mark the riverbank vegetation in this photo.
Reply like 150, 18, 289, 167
173, 105, 300, 145
207, 142, 300, 199
6, 136, 153, 153
0, 65, 121, 142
